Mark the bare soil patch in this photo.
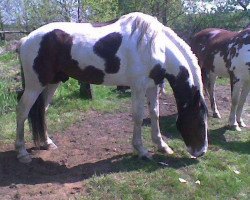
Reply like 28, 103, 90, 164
0, 85, 248, 199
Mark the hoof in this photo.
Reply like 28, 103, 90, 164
140, 153, 153, 161
213, 113, 221, 119
238, 121, 246, 128
158, 146, 174, 155
18, 154, 32, 163
228, 125, 242, 131
43, 142, 58, 150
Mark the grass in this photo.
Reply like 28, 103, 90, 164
80, 117, 249, 200
0, 49, 249, 199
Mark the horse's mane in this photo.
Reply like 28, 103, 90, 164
163, 27, 204, 96
120, 12, 163, 49
119, 13, 204, 96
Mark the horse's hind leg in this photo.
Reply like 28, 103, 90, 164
131, 86, 150, 159
228, 81, 242, 131
236, 82, 250, 128
42, 83, 61, 149
146, 87, 173, 154
16, 88, 43, 163
207, 73, 221, 118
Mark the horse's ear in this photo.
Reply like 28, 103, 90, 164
192, 90, 201, 110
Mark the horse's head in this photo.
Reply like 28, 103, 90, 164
176, 90, 208, 157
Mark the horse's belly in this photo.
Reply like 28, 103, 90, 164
213, 53, 229, 76
103, 73, 130, 86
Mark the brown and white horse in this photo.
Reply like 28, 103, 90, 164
191, 28, 250, 131
16, 12, 208, 163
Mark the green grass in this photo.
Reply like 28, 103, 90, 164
216, 77, 230, 85
0, 49, 249, 199
81, 117, 249, 200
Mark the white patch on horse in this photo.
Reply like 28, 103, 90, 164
230, 44, 250, 82
209, 30, 221, 39
228, 43, 234, 49
16, 12, 208, 163
201, 46, 206, 52
242, 33, 249, 39
213, 52, 229, 77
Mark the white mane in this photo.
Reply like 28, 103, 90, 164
120, 12, 164, 49
163, 27, 204, 96
119, 13, 204, 97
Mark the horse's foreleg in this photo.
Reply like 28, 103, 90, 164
229, 81, 241, 131
236, 82, 250, 128
43, 83, 60, 149
207, 73, 221, 118
146, 87, 173, 154
16, 89, 42, 163
131, 87, 150, 159
159, 81, 166, 96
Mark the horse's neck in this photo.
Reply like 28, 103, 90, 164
163, 27, 203, 94
166, 66, 196, 112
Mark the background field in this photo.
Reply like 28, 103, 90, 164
0, 43, 249, 200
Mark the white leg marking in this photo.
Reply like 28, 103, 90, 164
16, 89, 43, 163
159, 81, 167, 96
146, 87, 173, 154
207, 73, 221, 118
43, 83, 60, 149
131, 86, 150, 158
229, 81, 242, 131
236, 82, 250, 127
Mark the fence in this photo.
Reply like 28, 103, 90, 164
0, 31, 29, 41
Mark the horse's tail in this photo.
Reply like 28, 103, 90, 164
16, 36, 27, 98
28, 91, 47, 147
201, 67, 210, 95
16, 36, 47, 146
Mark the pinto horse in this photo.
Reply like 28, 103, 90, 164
191, 28, 250, 131
16, 12, 208, 163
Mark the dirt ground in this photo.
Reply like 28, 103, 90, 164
0, 85, 249, 200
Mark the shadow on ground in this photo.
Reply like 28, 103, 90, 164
0, 149, 198, 187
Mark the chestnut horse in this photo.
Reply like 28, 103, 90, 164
191, 28, 250, 131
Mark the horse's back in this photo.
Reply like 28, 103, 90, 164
18, 14, 158, 87
191, 28, 250, 80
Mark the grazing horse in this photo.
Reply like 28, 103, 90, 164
16, 12, 208, 163
191, 28, 250, 131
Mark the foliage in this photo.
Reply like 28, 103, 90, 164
0, 0, 249, 40
82, 0, 120, 21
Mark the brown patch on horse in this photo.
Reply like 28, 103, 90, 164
64, 65, 104, 84
229, 70, 240, 93
191, 28, 250, 89
33, 29, 105, 86
165, 66, 208, 151
246, 62, 250, 72
93, 32, 123, 74
191, 28, 237, 72
149, 64, 166, 85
